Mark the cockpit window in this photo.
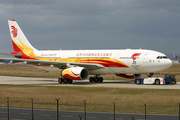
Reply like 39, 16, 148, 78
157, 56, 168, 59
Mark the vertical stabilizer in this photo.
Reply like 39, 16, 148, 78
8, 20, 37, 52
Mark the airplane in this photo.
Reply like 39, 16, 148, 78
0, 19, 172, 84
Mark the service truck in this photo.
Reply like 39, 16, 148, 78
135, 75, 176, 85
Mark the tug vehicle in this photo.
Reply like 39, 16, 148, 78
135, 75, 176, 85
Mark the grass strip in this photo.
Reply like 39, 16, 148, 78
0, 84, 180, 115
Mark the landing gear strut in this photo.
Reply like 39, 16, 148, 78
58, 78, 73, 84
147, 73, 154, 77
89, 75, 103, 83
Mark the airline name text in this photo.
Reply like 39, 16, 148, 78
76, 53, 112, 57
41, 53, 57, 57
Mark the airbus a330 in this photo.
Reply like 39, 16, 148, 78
0, 20, 172, 84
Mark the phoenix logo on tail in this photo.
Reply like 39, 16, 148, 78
11, 26, 18, 38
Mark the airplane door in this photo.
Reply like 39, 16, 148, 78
142, 53, 149, 63
114, 53, 119, 60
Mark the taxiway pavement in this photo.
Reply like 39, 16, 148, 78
0, 76, 179, 89
0, 107, 178, 120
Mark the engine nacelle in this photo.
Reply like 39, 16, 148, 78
61, 67, 89, 80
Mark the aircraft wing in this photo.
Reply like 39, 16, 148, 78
0, 58, 104, 70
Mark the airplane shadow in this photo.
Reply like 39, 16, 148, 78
25, 79, 134, 86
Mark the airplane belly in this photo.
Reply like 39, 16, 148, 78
108, 58, 142, 74
108, 67, 141, 74
88, 68, 114, 75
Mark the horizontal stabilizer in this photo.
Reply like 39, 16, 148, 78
0, 52, 22, 57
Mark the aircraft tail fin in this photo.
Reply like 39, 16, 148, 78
8, 20, 37, 52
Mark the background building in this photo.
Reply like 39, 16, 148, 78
174, 55, 180, 63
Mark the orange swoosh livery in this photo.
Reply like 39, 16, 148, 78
10, 31, 128, 68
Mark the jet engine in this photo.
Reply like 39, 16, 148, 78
61, 67, 89, 80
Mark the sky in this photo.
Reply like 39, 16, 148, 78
0, 0, 180, 55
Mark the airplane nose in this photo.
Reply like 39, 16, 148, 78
162, 59, 173, 70
168, 58, 172, 64
168, 59, 173, 67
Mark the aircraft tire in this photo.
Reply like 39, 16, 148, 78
89, 77, 94, 82
64, 79, 68, 84
155, 79, 160, 85
136, 79, 141, 85
69, 80, 73, 84
99, 77, 103, 82
58, 78, 63, 84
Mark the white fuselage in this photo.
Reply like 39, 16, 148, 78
33, 49, 172, 75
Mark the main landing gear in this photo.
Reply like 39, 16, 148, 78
58, 78, 73, 84
89, 75, 103, 83
58, 75, 104, 84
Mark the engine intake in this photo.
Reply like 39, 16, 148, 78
61, 67, 89, 80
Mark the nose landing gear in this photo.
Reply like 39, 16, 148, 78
147, 73, 154, 77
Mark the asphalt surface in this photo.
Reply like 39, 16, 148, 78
0, 107, 179, 120
0, 76, 179, 89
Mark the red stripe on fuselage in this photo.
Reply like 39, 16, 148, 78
11, 40, 128, 68
81, 59, 128, 67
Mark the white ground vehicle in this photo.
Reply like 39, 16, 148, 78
135, 75, 176, 85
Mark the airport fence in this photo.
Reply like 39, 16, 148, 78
1, 97, 180, 120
